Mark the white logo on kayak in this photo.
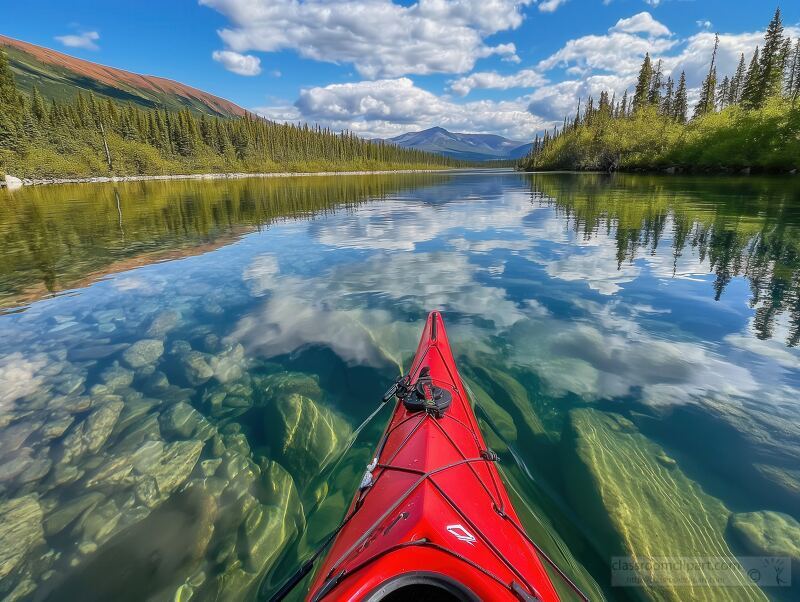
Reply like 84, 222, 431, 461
446, 524, 476, 545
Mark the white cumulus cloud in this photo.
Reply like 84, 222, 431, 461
200, 0, 531, 78
212, 50, 262, 76
54, 31, 100, 51
538, 0, 568, 12
610, 11, 671, 37
258, 77, 546, 139
449, 68, 547, 96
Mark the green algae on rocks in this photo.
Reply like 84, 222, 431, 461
566, 408, 766, 602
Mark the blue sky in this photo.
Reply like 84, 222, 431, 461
3, 1, 798, 140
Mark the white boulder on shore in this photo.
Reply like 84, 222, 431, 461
3, 175, 23, 190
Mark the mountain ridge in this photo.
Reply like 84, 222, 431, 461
0, 34, 247, 117
379, 126, 531, 161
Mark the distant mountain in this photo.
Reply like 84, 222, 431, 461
0, 35, 246, 117
382, 126, 530, 161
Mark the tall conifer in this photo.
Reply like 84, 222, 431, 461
673, 71, 688, 123
633, 53, 654, 111
741, 47, 762, 109
758, 8, 785, 103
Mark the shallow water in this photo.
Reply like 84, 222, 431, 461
0, 172, 798, 601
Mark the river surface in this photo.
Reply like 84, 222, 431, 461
0, 171, 798, 602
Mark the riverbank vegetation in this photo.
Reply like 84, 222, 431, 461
521, 9, 800, 173
0, 51, 464, 180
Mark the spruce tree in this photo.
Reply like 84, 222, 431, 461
633, 53, 654, 111
694, 34, 719, 119
619, 90, 628, 117
648, 60, 663, 105
717, 76, 730, 110
30, 86, 47, 122
728, 53, 747, 105
741, 46, 762, 109
787, 39, 800, 99
661, 76, 674, 117
0, 49, 24, 152
673, 71, 688, 123
758, 8, 785, 103
780, 37, 792, 94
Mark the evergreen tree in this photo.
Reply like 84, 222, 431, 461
30, 85, 47, 122
787, 39, 800, 100
758, 8, 785, 103
619, 90, 628, 117
661, 76, 674, 116
741, 46, 762, 109
728, 53, 747, 105
633, 53, 654, 111
780, 37, 792, 93
694, 34, 719, 119
717, 76, 730, 110
0, 49, 24, 152
673, 71, 688, 123
648, 60, 663, 105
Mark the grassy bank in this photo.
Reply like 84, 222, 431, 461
521, 100, 800, 173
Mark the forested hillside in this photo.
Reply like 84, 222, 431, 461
521, 8, 800, 173
0, 50, 463, 180
0, 35, 246, 117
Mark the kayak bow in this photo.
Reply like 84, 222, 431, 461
305, 311, 561, 601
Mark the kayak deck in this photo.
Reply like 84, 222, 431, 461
306, 312, 560, 601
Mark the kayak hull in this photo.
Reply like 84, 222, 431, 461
306, 311, 560, 601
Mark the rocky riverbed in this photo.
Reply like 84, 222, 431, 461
0, 296, 353, 601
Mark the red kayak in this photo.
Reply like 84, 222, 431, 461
302, 311, 563, 601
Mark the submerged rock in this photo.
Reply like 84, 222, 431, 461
267, 393, 351, 477
159, 402, 216, 441
729, 511, 800, 563
0, 495, 44, 579
259, 372, 322, 405
464, 377, 517, 443
122, 340, 164, 369
131, 440, 203, 497
182, 351, 214, 386
40, 414, 75, 441
146, 310, 181, 338
566, 408, 766, 602
99, 363, 134, 390
0, 419, 43, 457
84, 400, 125, 453
471, 366, 546, 438
43, 492, 105, 536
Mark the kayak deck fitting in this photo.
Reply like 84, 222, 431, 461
301, 311, 565, 601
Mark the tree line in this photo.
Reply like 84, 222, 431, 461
0, 50, 468, 179
522, 8, 800, 172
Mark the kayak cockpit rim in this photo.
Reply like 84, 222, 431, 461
363, 571, 480, 601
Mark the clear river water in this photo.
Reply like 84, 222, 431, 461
0, 171, 798, 602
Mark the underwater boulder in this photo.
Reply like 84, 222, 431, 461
566, 408, 767, 602
0, 495, 44, 579
122, 339, 164, 370
265, 392, 351, 478
729, 511, 800, 565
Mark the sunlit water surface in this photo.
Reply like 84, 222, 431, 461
0, 172, 798, 601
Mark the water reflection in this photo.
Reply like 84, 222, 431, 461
531, 174, 800, 346
0, 174, 450, 309
0, 173, 798, 602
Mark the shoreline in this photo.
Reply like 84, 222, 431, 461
1, 168, 453, 189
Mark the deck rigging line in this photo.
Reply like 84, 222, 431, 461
269, 371, 591, 602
